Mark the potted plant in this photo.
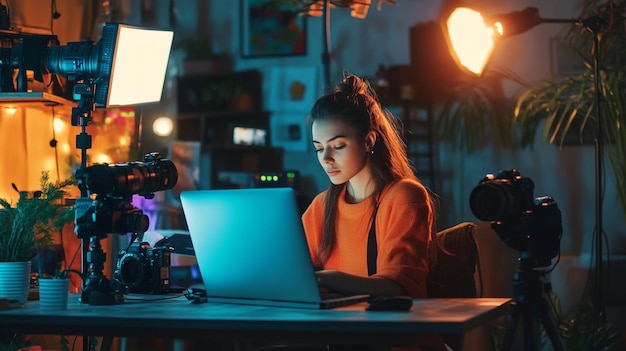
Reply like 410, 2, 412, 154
0, 171, 76, 305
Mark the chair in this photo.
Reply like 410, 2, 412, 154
427, 222, 483, 350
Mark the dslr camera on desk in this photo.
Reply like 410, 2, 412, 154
114, 240, 172, 294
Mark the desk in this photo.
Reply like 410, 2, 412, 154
0, 295, 510, 348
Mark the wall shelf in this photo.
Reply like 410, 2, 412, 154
0, 92, 76, 108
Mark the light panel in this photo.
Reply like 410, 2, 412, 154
107, 25, 174, 107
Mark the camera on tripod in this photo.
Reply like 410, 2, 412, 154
469, 169, 562, 268
75, 152, 178, 238
115, 241, 171, 294
74, 152, 178, 305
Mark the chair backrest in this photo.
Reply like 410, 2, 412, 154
427, 222, 483, 298
427, 222, 482, 350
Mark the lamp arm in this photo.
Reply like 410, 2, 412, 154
538, 16, 604, 32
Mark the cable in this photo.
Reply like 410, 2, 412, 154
136, 106, 144, 160
50, 0, 61, 33
49, 106, 61, 181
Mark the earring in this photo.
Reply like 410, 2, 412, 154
370, 149, 374, 155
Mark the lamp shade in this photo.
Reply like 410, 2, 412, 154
445, 7, 499, 75
444, 6, 543, 75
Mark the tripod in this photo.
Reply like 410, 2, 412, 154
501, 258, 564, 351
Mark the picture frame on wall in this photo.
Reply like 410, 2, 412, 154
268, 66, 317, 112
270, 112, 309, 152
240, 0, 307, 58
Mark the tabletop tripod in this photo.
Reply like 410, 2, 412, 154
501, 257, 565, 351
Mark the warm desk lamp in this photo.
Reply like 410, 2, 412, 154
443, 2, 609, 328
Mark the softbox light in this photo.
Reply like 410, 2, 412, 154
44, 23, 174, 107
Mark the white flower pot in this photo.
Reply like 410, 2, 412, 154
0, 261, 31, 306
39, 278, 69, 311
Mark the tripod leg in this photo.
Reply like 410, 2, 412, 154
501, 302, 521, 351
539, 299, 565, 351
522, 307, 540, 351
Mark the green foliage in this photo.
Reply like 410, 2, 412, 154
513, 0, 626, 222
485, 293, 621, 351
60, 335, 69, 351
555, 299, 621, 351
0, 172, 76, 262
0, 334, 27, 351
435, 69, 528, 154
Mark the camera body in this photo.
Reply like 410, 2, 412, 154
115, 241, 171, 294
469, 169, 562, 267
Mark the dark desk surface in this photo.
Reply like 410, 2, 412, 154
0, 295, 510, 346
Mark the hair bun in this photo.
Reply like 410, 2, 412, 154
336, 74, 372, 97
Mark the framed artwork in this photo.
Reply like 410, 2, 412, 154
268, 66, 317, 112
270, 112, 309, 152
240, 0, 307, 58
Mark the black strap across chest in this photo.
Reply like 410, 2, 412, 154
367, 205, 379, 276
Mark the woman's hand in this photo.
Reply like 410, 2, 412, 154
315, 269, 404, 296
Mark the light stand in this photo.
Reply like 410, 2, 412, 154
322, 0, 332, 93
536, 14, 608, 324
71, 81, 124, 306
588, 19, 607, 324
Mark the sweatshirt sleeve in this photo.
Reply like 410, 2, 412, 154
374, 179, 434, 297
301, 191, 327, 268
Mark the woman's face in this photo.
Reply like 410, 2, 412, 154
312, 119, 370, 185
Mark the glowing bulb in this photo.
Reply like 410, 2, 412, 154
119, 136, 130, 147
153, 116, 174, 137
60, 142, 71, 153
446, 7, 497, 75
53, 117, 65, 133
5, 107, 17, 115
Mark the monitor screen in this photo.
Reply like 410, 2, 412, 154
233, 126, 267, 146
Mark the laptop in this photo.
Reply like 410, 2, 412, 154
180, 187, 370, 309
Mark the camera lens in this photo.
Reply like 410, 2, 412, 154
469, 180, 523, 222
118, 253, 144, 288
84, 157, 178, 197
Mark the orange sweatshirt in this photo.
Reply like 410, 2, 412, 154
302, 178, 434, 297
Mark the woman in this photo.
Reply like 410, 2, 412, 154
301, 74, 445, 351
